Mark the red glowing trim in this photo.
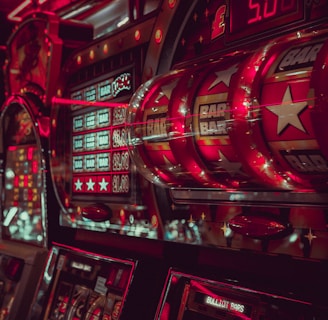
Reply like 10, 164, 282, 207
32, 161, 38, 174
52, 97, 128, 109
14, 176, 19, 187
8, 146, 17, 151
27, 147, 34, 161
7, 0, 48, 22
7, 0, 31, 22
24, 175, 29, 187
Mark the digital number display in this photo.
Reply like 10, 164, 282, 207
71, 107, 130, 196
229, 0, 303, 40
70, 71, 133, 198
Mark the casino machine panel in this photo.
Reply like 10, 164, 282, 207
129, 0, 328, 318
29, 243, 136, 320
23, 0, 328, 319
29, 1, 166, 319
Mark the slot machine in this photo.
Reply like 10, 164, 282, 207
30, 0, 328, 319
0, 11, 93, 319
29, 1, 166, 319
129, 0, 328, 318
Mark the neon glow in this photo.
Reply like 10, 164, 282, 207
7, 0, 48, 22
52, 97, 128, 109
230, 0, 301, 39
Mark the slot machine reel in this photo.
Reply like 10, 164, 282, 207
127, 69, 220, 188
228, 29, 328, 190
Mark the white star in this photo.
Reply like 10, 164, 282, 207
208, 64, 238, 90
217, 150, 243, 176
99, 178, 109, 191
155, 80, 178, 102
86, 178, 95, 190
75, 179, 83, 191
266, 86, 307, 135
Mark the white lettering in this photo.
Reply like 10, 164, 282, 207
284, 153, 328, 173
146, 117, 167, 137
199, 103, 226, 119
279, 43, 323, 70
199, 120, 227, 135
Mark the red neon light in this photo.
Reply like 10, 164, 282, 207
7, 0, 48, 22
32, 161, 39, 174
14, 176, 19, 187
52, 97, 128, 108
248, 0, 296, 25
27, 147, 34, 161
24, 175, 29, 187
7, 0, 31, 22
230, 0, 299, 35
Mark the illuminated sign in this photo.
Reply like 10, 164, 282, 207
71, 261, 92, 272
194, 292, 253, 317
229, 0, 304, 40
205, 295, 246, 313
70, 75, 131, 197
276, 43, 323, 72
198, 100, 228, 136
97, 73, 132, 101
146, 113, 168, 138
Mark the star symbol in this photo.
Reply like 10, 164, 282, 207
266, 85, 307, 135
188, 214, 195, 223
208, 64, 238, 90
86, 178, 95, 191
75, 179, 83, 191
304, 228, 317, 245
221, 222, 232, 237
217, 150, 243, 176
99, 178, 109, 191
155, 80, 178, 102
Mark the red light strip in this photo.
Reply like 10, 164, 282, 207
52, 97, 128, 109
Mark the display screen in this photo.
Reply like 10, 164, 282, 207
229, 0, 304, 40
195, 291, 253, 318
1, 105, 45, 245
71, 106, 130, 196
156, 271, 325, 319
70, 72, 132, 198
43, 245, 135, 320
